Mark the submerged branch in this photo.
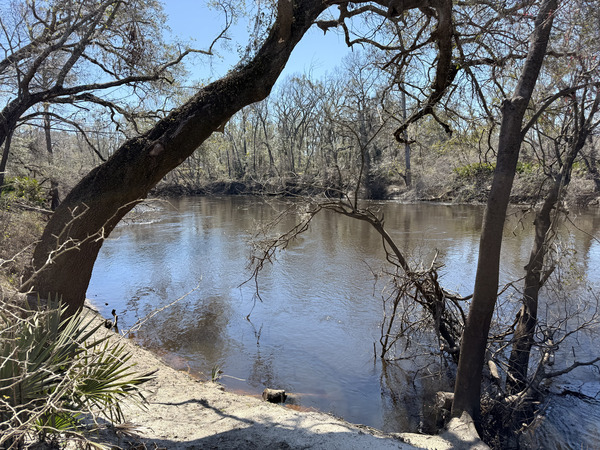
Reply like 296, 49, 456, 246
245, 197, 470, 362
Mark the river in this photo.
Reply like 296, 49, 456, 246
87, 197, 600, 445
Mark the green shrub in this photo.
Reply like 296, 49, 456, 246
516, 161, 536, 174
1, 176, 45, 206
453, 162, 496, 179
0, 299, 154, 448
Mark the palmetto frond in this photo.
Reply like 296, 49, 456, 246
0, 298, 154, 448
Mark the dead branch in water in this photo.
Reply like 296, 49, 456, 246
246, 196, 471, 362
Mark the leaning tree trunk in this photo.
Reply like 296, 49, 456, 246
451, 0, 558, 422
21, 0, 328, 315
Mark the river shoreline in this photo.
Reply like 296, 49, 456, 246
85, 196, 600, 449
86, 302, 488, 449
150, 178, 600, 208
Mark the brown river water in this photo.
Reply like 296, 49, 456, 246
87, 197, 600, 446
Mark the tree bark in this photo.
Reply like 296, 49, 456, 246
0, 127, 14, 189
0, 102, 31, 188
44, 105, 61, 210
451, 0, 558, 421
22, 0, 328, 315
401, 88, 411, 187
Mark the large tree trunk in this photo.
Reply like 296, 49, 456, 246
21, 0, 328, 315
451, 0, 558, 422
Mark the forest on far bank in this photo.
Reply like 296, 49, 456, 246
2, 45, 599, 209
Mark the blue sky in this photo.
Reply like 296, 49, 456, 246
162, 0, 352, 83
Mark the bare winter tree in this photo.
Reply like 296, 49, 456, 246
506, 85, 600, 395
0, 0, 220, 188
452, 0, 559, 421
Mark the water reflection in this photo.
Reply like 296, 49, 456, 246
87, 197, 600, 434
379, 359, 452, 433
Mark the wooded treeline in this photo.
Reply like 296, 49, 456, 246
6, 61, 600, 205
3, 1, 599, 206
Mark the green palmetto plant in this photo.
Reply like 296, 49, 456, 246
0, 299, 155, 448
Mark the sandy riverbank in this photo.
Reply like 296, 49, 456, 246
87, 304, 488, 449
